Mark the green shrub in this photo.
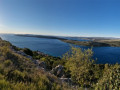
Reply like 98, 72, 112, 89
9, 70, 25, 82
23, 48, 33, 56
0, 79, 12, 90
95, 64, 120, 90
4, 60, 13, 67
14, 82, 36, 90
51, 83, 61, 90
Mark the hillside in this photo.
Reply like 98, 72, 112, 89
0, 38, 72, 90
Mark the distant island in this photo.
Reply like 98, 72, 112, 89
16, 34, 67, 40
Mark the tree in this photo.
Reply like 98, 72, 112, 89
63, 46, 95, 87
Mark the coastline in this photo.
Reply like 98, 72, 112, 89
16, 34, 120, 47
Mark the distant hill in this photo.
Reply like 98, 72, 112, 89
16, 34, 67, 40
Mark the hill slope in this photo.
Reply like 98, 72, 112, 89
0, 38, 70, 90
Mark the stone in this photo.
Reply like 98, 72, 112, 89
39, 61, 46, 70
51, 65, 64, 77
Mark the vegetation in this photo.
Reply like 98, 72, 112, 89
23, 48, 33, 56
95, 64, 120, 90
63, 46, 120, 89
63, 47, 103, 88
32, 51, 65, 70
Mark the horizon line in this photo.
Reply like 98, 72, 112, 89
0, 32, 120, 39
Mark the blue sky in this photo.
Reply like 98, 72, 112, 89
0, 0, 120, 37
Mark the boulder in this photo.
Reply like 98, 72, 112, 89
35, 60, 40, 65
35, 60, 46, 70
51, 65, 65, 77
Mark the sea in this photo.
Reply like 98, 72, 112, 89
0, 34, 120, 64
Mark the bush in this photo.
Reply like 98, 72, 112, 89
14, 82, 36, 90
95, 64, 120, 90
9, 70, 25, 82
0, 79, 12, 90
4, 60, 13, 67
23, 48, 33, 56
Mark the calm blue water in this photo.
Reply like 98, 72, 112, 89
63, 37, 90, 41
0, 34, 120, 64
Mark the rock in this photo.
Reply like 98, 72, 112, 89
39, 61, 46, 70
26, 55, 32, 60
51, 65, 64, 77
37, 51, 49, 56
60, 78, 72, 83
17, 51, 26, 56
35, 60, 46, 70
35, 60, 40, 64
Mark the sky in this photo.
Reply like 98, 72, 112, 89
0, 0, 120, 37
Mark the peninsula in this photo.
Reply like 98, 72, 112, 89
61, 39, 120, 47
